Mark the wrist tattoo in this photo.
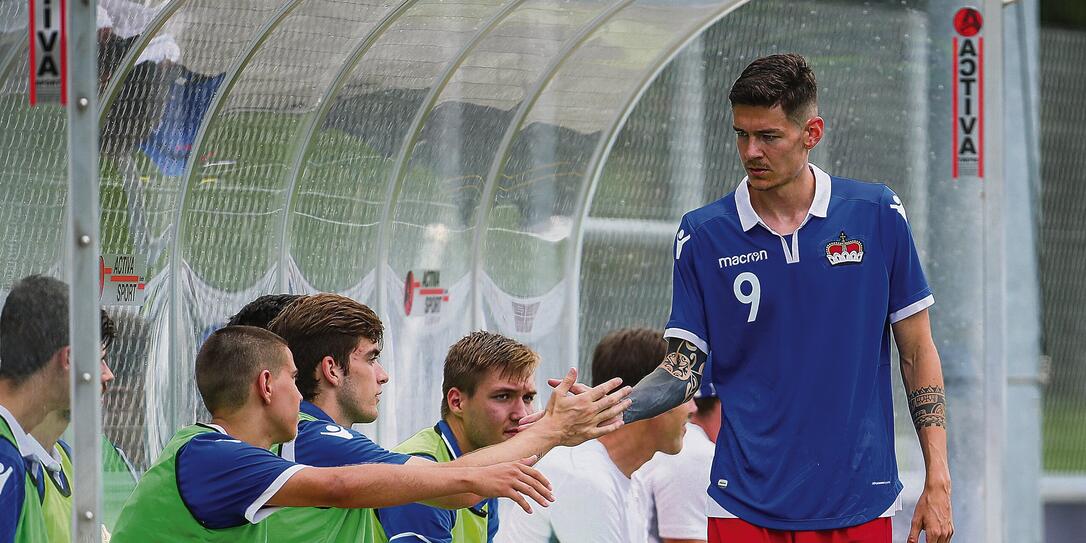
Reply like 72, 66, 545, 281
907, 385, 947, 429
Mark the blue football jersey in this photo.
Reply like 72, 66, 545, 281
0, 435, 30, 542
176, 428, 305, 528
375, 421, 498, 543
666, 165, 933, 531
280, 401, 412, 467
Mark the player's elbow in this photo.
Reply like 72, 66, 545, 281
318, 472, 364, 508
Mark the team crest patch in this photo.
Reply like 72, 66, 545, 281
825, 231, 864, 266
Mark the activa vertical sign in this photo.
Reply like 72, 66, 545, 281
952, 7, 983, 179
29, 0, 67, 105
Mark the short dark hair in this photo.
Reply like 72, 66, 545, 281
729, 53, 817, 123
442, 331, 539, 417
590, 328, 667, 387
228, 294, 306, 329
195, 325, 290, 415
268, 294, 383, 401
0, 275, 69, 384
101, 309, 116, 351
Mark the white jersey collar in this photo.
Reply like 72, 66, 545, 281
0, 404, 61, 472
735, 163, 831, 232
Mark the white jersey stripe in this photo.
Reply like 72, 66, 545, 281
889, 294, 935, 324
663, 328, 709, 355
244, 464, 307, 524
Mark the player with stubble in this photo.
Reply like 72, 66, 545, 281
619, 53, 954, 543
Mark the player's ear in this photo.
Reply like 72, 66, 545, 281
320, 355, 339, 386
804, 116, 824, 149
55, 346, 72, 372
447, 387, 465, 415
258, 369, 274, 405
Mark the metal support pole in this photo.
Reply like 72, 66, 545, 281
982, 1, 1007, 541
67, 0, 103, 541
1002, 0, 1042, 540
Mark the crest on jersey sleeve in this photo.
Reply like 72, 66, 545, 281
825, 231, 864, 266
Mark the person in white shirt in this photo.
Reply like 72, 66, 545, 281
496, 328, 695, 543
634, 379, 721, 543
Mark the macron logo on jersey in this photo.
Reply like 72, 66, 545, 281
675, 230, 692, 260
320, 425, 354, 440
0, 464, 12, 493
891, 194, 908, 223
718, 250, 769, 268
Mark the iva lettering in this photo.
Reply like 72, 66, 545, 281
957, 39, 979, 158
36, 0, 61, 78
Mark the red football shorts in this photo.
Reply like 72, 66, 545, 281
708, 516, 892, 543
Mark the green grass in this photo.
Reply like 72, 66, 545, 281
1044, 397, 1086, 472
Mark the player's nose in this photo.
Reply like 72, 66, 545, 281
511, 401, 530, 422
100, 360, 115, 387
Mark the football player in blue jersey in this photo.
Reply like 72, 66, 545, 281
619, 53, 953, 543
111, 325, 556, 543
0, 276, 74, 543
374, 331, 544, 543
264, 293, 631, 543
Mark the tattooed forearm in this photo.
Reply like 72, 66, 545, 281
623, 339, 706, 424
907, 385, 947, 429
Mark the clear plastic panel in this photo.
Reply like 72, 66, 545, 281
387, 0, 619, 439
0, 32, 66, 290
267, 4, 396, 298
99, 0, 289, 454
302, 0, 517, 441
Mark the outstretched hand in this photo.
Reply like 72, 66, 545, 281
472, 456, 554, 514
517, 368, 631, 446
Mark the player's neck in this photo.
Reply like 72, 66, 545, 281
748, 164, 815, 235
0, 378, 52, 434
29, 410, 67, 452
598, 424, 657, 478
309, 395, 352, 428
443, 415, 478, 455
211, 410, 277, 450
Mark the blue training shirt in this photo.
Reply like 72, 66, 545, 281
375, 421, 498, 543
176, 426, 305, 528
666, 165, 933, 531
279, 401, 412, 467
0, 433, 30, 542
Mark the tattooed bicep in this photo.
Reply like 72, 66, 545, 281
664, 338, 707, 400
